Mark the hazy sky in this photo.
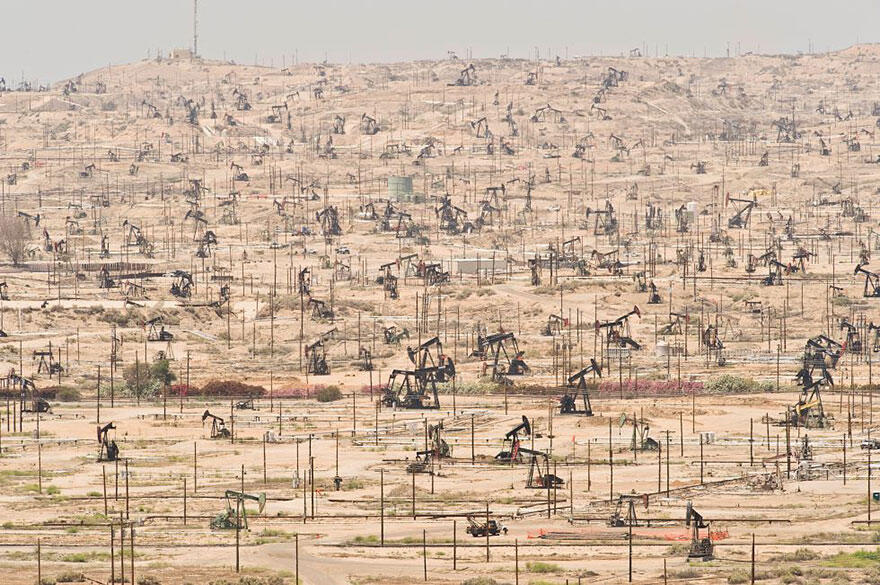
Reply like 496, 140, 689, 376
4, 0, 878, 83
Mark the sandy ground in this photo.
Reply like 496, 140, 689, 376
2, 46, 880, 584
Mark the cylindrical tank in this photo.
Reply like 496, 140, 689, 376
388, 175, 413, 199
655, 340, 669, 357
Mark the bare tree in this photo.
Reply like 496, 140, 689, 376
0, 216, 31, 265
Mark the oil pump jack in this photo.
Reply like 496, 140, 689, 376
840, 319, 863, 354
230, 162, 249, 182
495, 416, 531, 462
407, 337, 455, 382
685, 502, 715, 560
524, 447, 564, 489
470, 117, 492, 139
584, 200, 618, 236
407, 421, 451, 473
382, 366, 441, 409
145, 317, 174, 342
33, 345, 63, 376
703, 324, 726, 366
789, 336, 838, 428
211, 490, 266, 530
97, 422, 120, 461
332, 114, 346, 134
306, 329, 337, 376
383, 325, 409, 345
451, 64, 477, 86
727, 194, 757, 228
647, 280, 661, 304
474, 332, 529, 383
8, 373, 48, 413
790, 374, 832, 429
855, 263, 880, 297
542, 314, 568, 336
596, 307, 641, 349
762, 260, 787, 286
170, 270, 193, 298
436, 195, 473, 234
122, 220, 155, 257
560, 358, 601, 415
609, 494, 646, 527
317, 206, 342, 237
628, 415, 659, 451
267, 103, 288, 125
377, 262, 399, 300
202, 410, 231, 439
360, 113, 380, 135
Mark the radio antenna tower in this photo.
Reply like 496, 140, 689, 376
193, 0, 199, 57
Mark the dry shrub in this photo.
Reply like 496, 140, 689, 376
0, 215, 31, 265
194, 379, 266, 397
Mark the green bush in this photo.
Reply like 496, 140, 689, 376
55, 572, 85, 583
122, 360, 176, 398
706, 375, 773, 395
526, 561, 562, 574
316, 385, 343, 402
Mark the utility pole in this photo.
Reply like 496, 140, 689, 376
192, 0, 199, 57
